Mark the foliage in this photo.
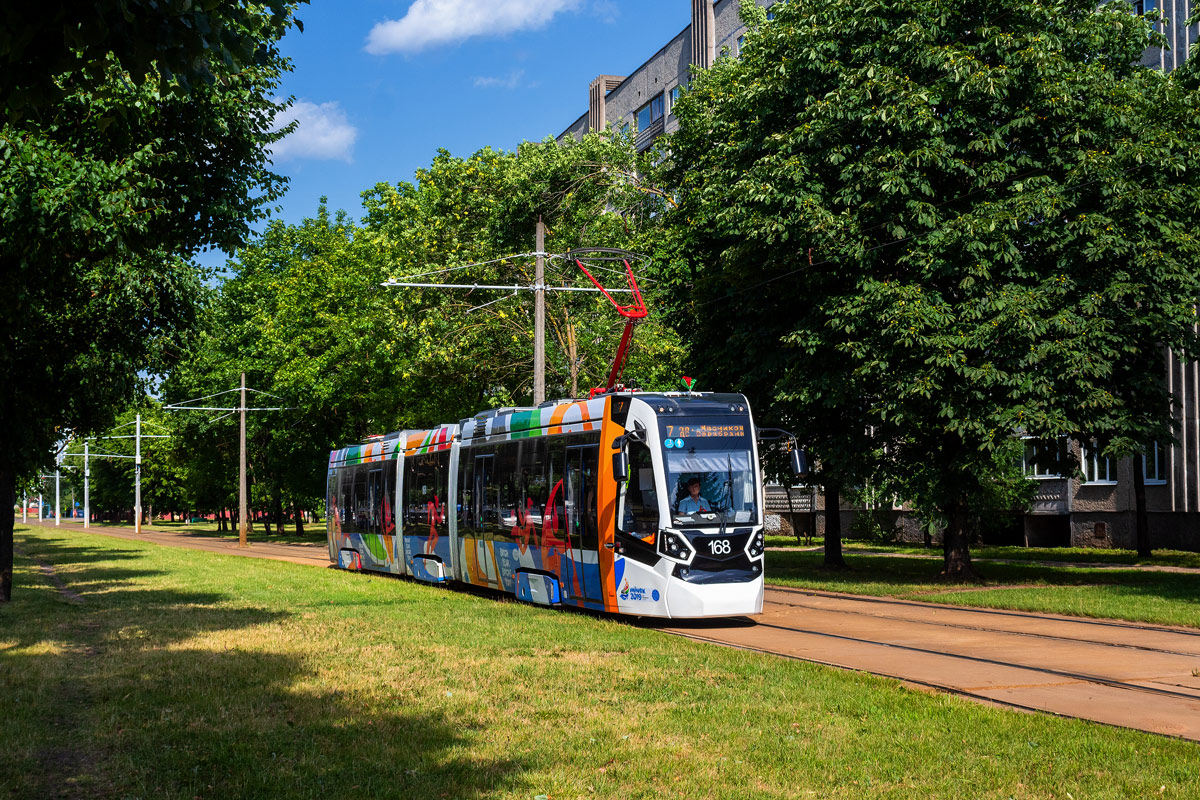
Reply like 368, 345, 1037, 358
0, 3, 302, 598
666, 0, 1200, 578
0, 2, 304, 122
167, 133, 685, 519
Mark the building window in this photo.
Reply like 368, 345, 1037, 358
635, 93, 664, 132
1143, 441, 1166, 484
1081, 442, 1116, 484
668, 85, 683, 115
1022, 438, 1068, 479
1133, 0, 1156, 14
736, 35, 745, 56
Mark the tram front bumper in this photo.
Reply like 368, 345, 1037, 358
664, 574, 764, 618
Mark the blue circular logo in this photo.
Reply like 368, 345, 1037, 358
652, 589, 660, 602
664, 438, 674, 449
674, 438, 685, 449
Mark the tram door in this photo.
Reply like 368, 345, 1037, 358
565, 444, 603, 604
472, 454, 500, 587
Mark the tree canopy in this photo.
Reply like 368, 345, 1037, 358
163, 133, 685, 528
666, 0, 1200, 577
1, 3, 303, 600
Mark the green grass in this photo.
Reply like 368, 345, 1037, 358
766, 550, 1200, 628
765, 536, 1200, 569
3, 526, 1198, 799
70, 519, 327, 546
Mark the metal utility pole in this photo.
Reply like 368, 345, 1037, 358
534, 217, 546, 405
134, 413, 142, 534
239, 372, 248, 548
83, 440, 90, 529
22, 493, 26, 524
54, 460, 61, 527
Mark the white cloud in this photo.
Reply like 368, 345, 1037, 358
366, 0, 582, 54
473, 69, 525, 89
269, 100, 358, 163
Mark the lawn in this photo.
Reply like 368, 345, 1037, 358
63, 519, 327, 546
765, 550, 1200, 628
765, 536, 1200, 570
2, 526, 1197, 799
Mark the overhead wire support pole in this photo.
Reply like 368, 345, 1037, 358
135, 413, 142, 534
240, 372, 248, 549
163, 379, 295, 549
535, 217, 546, 405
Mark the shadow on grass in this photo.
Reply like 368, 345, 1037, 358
1, 531, 526, 800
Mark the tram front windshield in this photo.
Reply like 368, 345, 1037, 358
661, 419, 758, 526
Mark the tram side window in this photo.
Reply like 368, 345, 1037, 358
338, 468, 357, 534
353, 467, 372, 533
458, 456, 474, 536
382, 461, 396, 535
518, 438, 549, 532
620, 441, 659, 536
405, 453, 448, 539
327, 473, 339, 532
492, 444, 521, 543
544, 441, 565, 542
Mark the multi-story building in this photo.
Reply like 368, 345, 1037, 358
557, 1, 1200, 550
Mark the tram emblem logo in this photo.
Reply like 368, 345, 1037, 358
620, 580, 650, 602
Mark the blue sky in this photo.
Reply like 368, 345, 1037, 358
264, 0, 690, 227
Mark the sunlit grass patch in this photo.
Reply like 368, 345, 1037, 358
2, 525, 1198, 799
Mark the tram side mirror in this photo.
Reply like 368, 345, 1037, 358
790, 447, 809, 478
613, 450, 630, 482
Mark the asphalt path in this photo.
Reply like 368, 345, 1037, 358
25, 520, 1200, 741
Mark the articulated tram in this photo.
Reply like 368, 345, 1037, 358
326, 392, 777, 618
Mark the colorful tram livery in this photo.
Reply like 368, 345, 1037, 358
326, 393, 768, 618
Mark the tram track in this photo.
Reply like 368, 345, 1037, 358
764, 586, 1200, 659
661, 586, 1200, 741
768, 584, 1200, 640
748, 619, 1200, 704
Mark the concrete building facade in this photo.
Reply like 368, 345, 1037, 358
557, 1, 1200, 550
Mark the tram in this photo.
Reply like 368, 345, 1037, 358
326, 391, 798, 618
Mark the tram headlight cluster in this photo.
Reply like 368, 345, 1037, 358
659, 530, 694, 562
747, 531, 766, 558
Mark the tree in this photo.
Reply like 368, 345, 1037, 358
1, 4, 302, 600
667, 0, 1200, 579
168, 133, 686, 523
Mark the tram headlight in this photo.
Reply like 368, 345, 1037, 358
659, 530, 693, 562
747, 531, 766, 559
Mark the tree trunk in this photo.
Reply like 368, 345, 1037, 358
823, 482, 847, 569
1, 467, 14, 602
1133, 454, 1151, 559
785, 484, 800, 545
292, 501, 304, 535
273, 491, 284, 536
939, 500, 980, 581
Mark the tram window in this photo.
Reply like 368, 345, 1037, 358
493, 444, 521, 543
338, 469, 354, 533
519, 439, 549, 532
619, 441, 659, 536
544, 442, 565, 542
458, 457, 475, 536
405, 453, 448, 540
382, 461, 396, 535
576, 447, 600, 552
368, 469, 383, 534
327, 473, 340, 533
352, 466, 371, 533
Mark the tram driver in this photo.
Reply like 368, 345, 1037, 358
676, 476, 713, 515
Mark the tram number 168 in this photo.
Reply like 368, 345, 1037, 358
708, 538, 732, 555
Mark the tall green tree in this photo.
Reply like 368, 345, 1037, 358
1, 4, 303, 600
667, 0, 1200, 578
